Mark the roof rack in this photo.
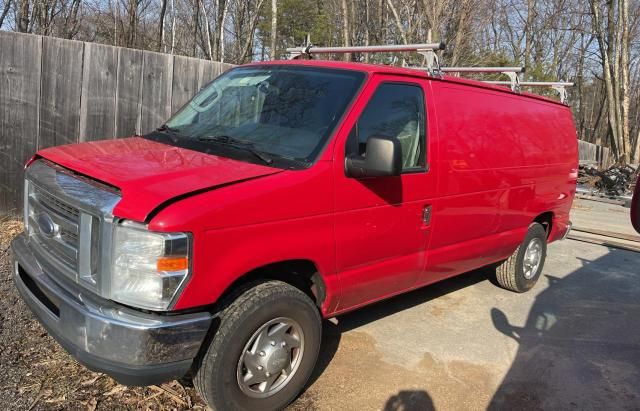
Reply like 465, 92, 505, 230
286, 42, 446, 71
285, 38, 572, 103
412, 66, 525, 91
484, 81, 574, 103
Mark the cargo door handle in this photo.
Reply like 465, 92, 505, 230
422, 205, 432, 226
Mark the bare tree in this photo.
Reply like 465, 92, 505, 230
341, 0, 349, 60
158, 0, 168, 51
16, 0, 30, 32
270, 0, 276, 59
0, 0, 12, 28
2, 0, 640, 163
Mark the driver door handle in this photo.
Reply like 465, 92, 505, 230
423, 205, 432, 226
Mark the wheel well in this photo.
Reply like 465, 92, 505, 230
534, 212, 553, 238
219, 260, 326, 309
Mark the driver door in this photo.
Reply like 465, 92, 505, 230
333, 75, 438, 311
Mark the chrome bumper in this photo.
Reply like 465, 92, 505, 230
561, 220, 573, 240
11, 233, 213, 386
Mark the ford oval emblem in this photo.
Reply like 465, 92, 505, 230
37, 213, 58, 237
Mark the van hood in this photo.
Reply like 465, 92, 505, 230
37, 137, 283, 222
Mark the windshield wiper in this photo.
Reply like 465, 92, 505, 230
156, 124, 182, 143
197, 135, 273, 165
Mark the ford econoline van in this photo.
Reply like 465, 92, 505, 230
12, 58, 577, 410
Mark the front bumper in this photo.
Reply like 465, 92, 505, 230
561, 220, 573, 240
11, 233, 213, 386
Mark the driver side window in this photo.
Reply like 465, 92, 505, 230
347, 82, 426, 171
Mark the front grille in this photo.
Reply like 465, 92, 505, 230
29, 185, 81, 272
37, 188, 80, 220
24, 160, 121, 293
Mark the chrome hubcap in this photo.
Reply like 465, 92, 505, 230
523, 238, 543, 279
237, 317, 304, 398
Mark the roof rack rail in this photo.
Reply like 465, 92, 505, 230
284, 37, 571, 103
484, 81, 574, 103
286, 42, 446, 71
441, 66, 525, 73
412, 66, 525, 91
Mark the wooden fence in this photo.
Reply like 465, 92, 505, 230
578, 140, 612, 169
0, 30, 615, 215
0, 30, 232, 215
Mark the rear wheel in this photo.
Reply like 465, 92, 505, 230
495, 223, 547, 292
193, 280, 321, 411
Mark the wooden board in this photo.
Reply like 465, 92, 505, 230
171, 55, 200, 113
572, 226, 640, 243
115, 47, 143, 137
80, 42, 118, 141
0, 32, 42, 213
568, 233, 640, 253
198, 60, 221, 90
575, 194, 626, 206
39, 36, 84, 149
140, 50, 173, 134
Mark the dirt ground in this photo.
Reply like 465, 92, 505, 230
2, 198, 639, 410
0, 218, 211, 411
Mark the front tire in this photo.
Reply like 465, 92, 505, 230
495, 223, 547, 292
193, 280, 321, 411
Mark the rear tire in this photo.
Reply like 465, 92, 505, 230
495, 223, 547, 292
193, 280, 321, 411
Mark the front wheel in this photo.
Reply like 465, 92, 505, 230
193, 280, 322, 411
495, 222, 547, 293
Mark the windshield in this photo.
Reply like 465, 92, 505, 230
147, 65, 365, 168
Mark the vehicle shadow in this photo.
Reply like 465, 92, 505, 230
384, 390, 434, 411
306, 267, 491, 387
489, 248, 640, 410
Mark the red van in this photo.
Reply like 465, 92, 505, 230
12, 57, 577, 410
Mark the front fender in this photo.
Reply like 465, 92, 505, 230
172, 214, 338, 315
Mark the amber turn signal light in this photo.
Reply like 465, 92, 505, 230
156, 256, 189, 272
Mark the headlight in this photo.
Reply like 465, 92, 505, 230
111, 221, 190, 311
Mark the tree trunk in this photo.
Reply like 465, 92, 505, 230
239, 0, 265, 63
214, 0, 227, 61
158, 0, 168, 52
17, 0, 30, 32
386, 0, 408, 45
377, 0, 384, 44
127, 0, 138, 47
619, 0, 631, 163
193, 0, 200, 56
0, 0, 12, 29
364, 0, 370, 63
270, 0, 277, 59
171, 0, 176, 54
592, 85, 607, 145
524, 0, 535, 69
590, 0, 620, 159
201, 0, 214, 60
341, 0, 350, 61
63, 0, 82, 39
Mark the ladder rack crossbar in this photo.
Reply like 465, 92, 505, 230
485, 81, 574, 87
484, 81, 574, 103
286, 43, 445, 56
440, 67, 525, 73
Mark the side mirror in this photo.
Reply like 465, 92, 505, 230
345, 135, 402, 178
632, 174, 640, 233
